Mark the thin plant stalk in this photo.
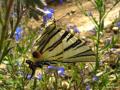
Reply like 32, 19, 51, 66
32, 78, 37, 90
54, 71, 58, 90
0, 0, 14, 51
0, 0, 14, 63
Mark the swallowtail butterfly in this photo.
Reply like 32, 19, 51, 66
26, 22, 96, 78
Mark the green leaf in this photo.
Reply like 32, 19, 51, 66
16, 44, 24, 54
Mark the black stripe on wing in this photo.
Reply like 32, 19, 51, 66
74, 41, 87, 50
56, 49, 96, 62
50, 39, 82, 57
39, 28, 61, 53
38, 25, 56, 47
64, 39, 81, 52
42, 24, 56, 36
45, 31, 69, 51
67, 49, 95, 59
67, 34, 74, 42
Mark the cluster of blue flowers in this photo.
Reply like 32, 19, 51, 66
43, 7, 54, 24
26, 65, 65, 80
66, 24, 80, 33
48, 65, 65, 76
86, 84, 90, 90
42, 0, 64, 24
27, 73, 43, 80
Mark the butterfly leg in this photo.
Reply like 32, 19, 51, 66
26, 60, 36, 79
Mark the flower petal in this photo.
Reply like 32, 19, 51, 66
57, 67, 65, 76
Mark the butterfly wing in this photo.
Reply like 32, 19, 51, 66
37, 23, 96, 63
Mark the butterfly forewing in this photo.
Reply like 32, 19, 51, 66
42, 29, 64, 59
37, 23, 96, 62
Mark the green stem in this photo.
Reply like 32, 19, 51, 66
54, 71, 58, 90
0, 0, 14, 52
95, 0, 105, 73
95, 31, 100, 72
33, 78, 37, 90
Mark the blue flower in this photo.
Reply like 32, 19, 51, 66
27, 74, 32, 80
116, 22, 120, 28
66, 24, 72, 32
15, 27, 22, 41
57, 67, 65, 76
36, 73, 42, 80
46, 11, 53, 19
47, 65, 57, 74
47, 66, 65, 76
49, 8, 54, 13
43, 7, 54, 24
48, 65, 56, 69
43, 15, 48, 24
73, 25, 80, 33
92, 75, 99, 81
26, 73, 42, 80
59, 0, 63, 4
86, 84, 90, 90
66, 27, 70, 32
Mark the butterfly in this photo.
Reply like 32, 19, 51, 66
26, 22, 96, 78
